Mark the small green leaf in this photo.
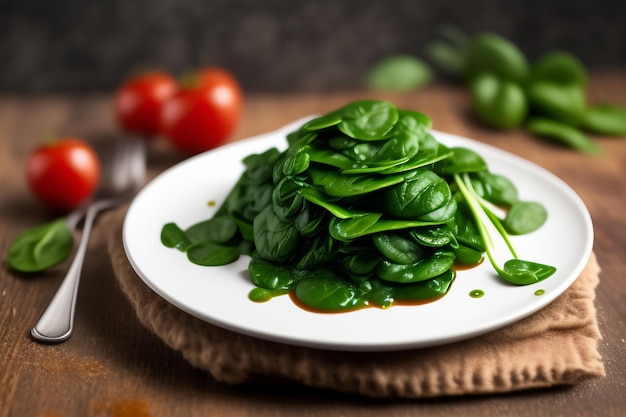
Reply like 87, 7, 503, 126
471, 171, 519, 206
526, 117, 603, 155
500, 259, 557, 285
530, 51, 587, 87
295, 275, 361, 311
185, 215, 238, 244
526, 82, 586, 125
186, 241, 239, 266
302, 113, 343, 131
337, 100, 399, 141
253, 206, 299, 262
504, 201, 548, 235
581, 104, 626, 136
389, 269, 456, 301
249, 258, 295, 290
7, 218, 74, 273
435, 147, 488, 175
377, 252, 456, 284
464, 32, 529, 83
367, 55, 432, 91
470, 73, 528, 129
161, 222, 192, 251
373, 233, 423, 264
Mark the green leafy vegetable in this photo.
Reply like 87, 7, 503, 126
526, 117, 603, 155
367, 55, 432, 92
425, 25, 470, 78
470, 73, 528, 129
581, 104, 626, 136
504, 201, 548, 235
424, 26, 625, 152
453, 173, 555, 285
464, 32, 529, 83
530, 51, 587, 87
160, 100, 556, 313
6, 218, 74, 273
526, 81, 586, 125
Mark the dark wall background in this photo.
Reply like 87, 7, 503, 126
1, 0, 625, 93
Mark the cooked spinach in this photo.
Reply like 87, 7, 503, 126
161, 100, 556, 312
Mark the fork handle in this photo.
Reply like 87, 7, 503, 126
30, 199, 113, 343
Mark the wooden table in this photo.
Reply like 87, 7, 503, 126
1, 73, 625, 416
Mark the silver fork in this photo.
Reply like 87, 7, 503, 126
30, 138, 146, 343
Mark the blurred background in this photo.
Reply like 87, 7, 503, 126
1, 0, 625, 93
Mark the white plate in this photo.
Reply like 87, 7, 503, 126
123, 117, 593, 352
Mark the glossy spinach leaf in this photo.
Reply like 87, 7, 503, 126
249, 258, 296, 290
372, 233, 423, 264
470, 171, 519, 206
504, 201, 548, 235
309, 166, 405, 197
186, 241, 239, 266
302, 113, 343, 131
390, 269, 455, 301
434, 147, 488, 175
6, 218, 74, 273
295, 275, 362, 311
337, 100, 399, 140
501, 259, 557, 285
185, 215, 238, 244
253, 206, 300, 262
377, 251, 456, 284
380, 169, 454, 220
161, 222, 192, 251
409, 225, 458, 248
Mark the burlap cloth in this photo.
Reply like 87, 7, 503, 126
105, 207, 605, 398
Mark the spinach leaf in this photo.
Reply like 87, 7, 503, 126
249, 258, 296, 290
526, 117, 602, 155
367, 55, 432, 92
377, 251, 456, 284
372, 233, 424, 264
295, 275, 362, 311
6, 218, 74, 273
434, 147, 487, 175
470, 171, 519, 206
390, 269, 455, 301
185, 215, 238, 244
302, 113, 343, 131
504, 201, 548, 235
581, 104, 626, 136
253, 206, 300, 262
337, 100, 399, 140
186, 241, 239, 266
161, 222, 192, 251
309, 166, 405, 197
380, 169, 454, 220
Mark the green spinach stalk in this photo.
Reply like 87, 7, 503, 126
454, 173, 555, 285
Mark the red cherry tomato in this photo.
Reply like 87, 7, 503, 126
114, 70, 176, 137
161, 67, 243, 154
26, 139, 100, 212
